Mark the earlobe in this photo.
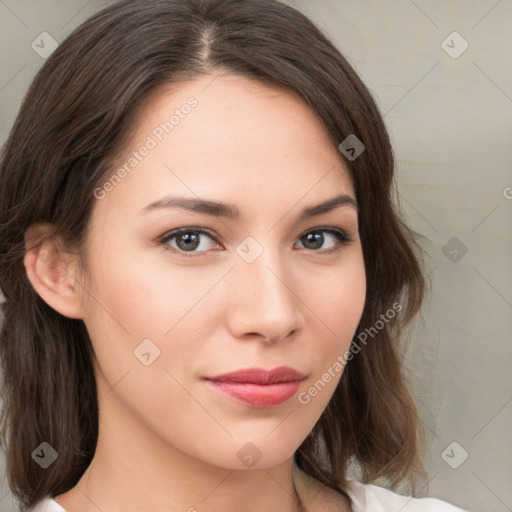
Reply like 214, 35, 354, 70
23, 222, 85, 320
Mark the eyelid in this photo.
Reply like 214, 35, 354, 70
159, 226, 218, 241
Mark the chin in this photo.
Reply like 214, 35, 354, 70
188, 437, 300, 472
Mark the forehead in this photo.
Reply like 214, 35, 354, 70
94, 73, 354, 218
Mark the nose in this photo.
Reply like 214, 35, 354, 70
225, 249, 305, 344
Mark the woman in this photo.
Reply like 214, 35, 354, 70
0, 1, 468, 511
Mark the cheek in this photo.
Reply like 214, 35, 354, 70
297, 250, 366, 398
87, 243, 212, 333
306, 250, 366, 348
80, 252, 218, 447
82, 246, 223, 386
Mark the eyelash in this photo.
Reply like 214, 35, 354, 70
157, 226, 354, 259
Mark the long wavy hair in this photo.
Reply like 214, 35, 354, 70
0, 0, 428, 509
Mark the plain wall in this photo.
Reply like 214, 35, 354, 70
1, 1, 511, 511
288, 2, 511, 511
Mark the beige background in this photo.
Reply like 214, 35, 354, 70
0, 1, 511, 511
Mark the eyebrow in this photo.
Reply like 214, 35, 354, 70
141, 193, 358, 220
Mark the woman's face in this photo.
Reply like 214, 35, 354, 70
78, 72, 366, 470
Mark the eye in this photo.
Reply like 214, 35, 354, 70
295, 228, 352, 254
158, 227, 221, 257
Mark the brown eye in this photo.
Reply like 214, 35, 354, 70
159, 227, 221, 257
174, 232, 201, 251
295, 229, 352, 253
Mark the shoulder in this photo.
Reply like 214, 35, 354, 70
27, 497, 67, 512
345, 478, 469, 512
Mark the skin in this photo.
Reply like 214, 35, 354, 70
24, 72, 365, 512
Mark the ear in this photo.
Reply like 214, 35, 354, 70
24, 222, 85, 319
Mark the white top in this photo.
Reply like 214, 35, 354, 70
29, 478, 469, 511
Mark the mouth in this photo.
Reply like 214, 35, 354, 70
203, 366, 306, 408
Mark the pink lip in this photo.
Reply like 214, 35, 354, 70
204, 366, 306, 408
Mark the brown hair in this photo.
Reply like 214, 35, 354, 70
0, 0, 428, 509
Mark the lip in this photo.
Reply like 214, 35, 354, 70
203, 366, 306, 408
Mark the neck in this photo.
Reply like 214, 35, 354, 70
56, 450, 308, 512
